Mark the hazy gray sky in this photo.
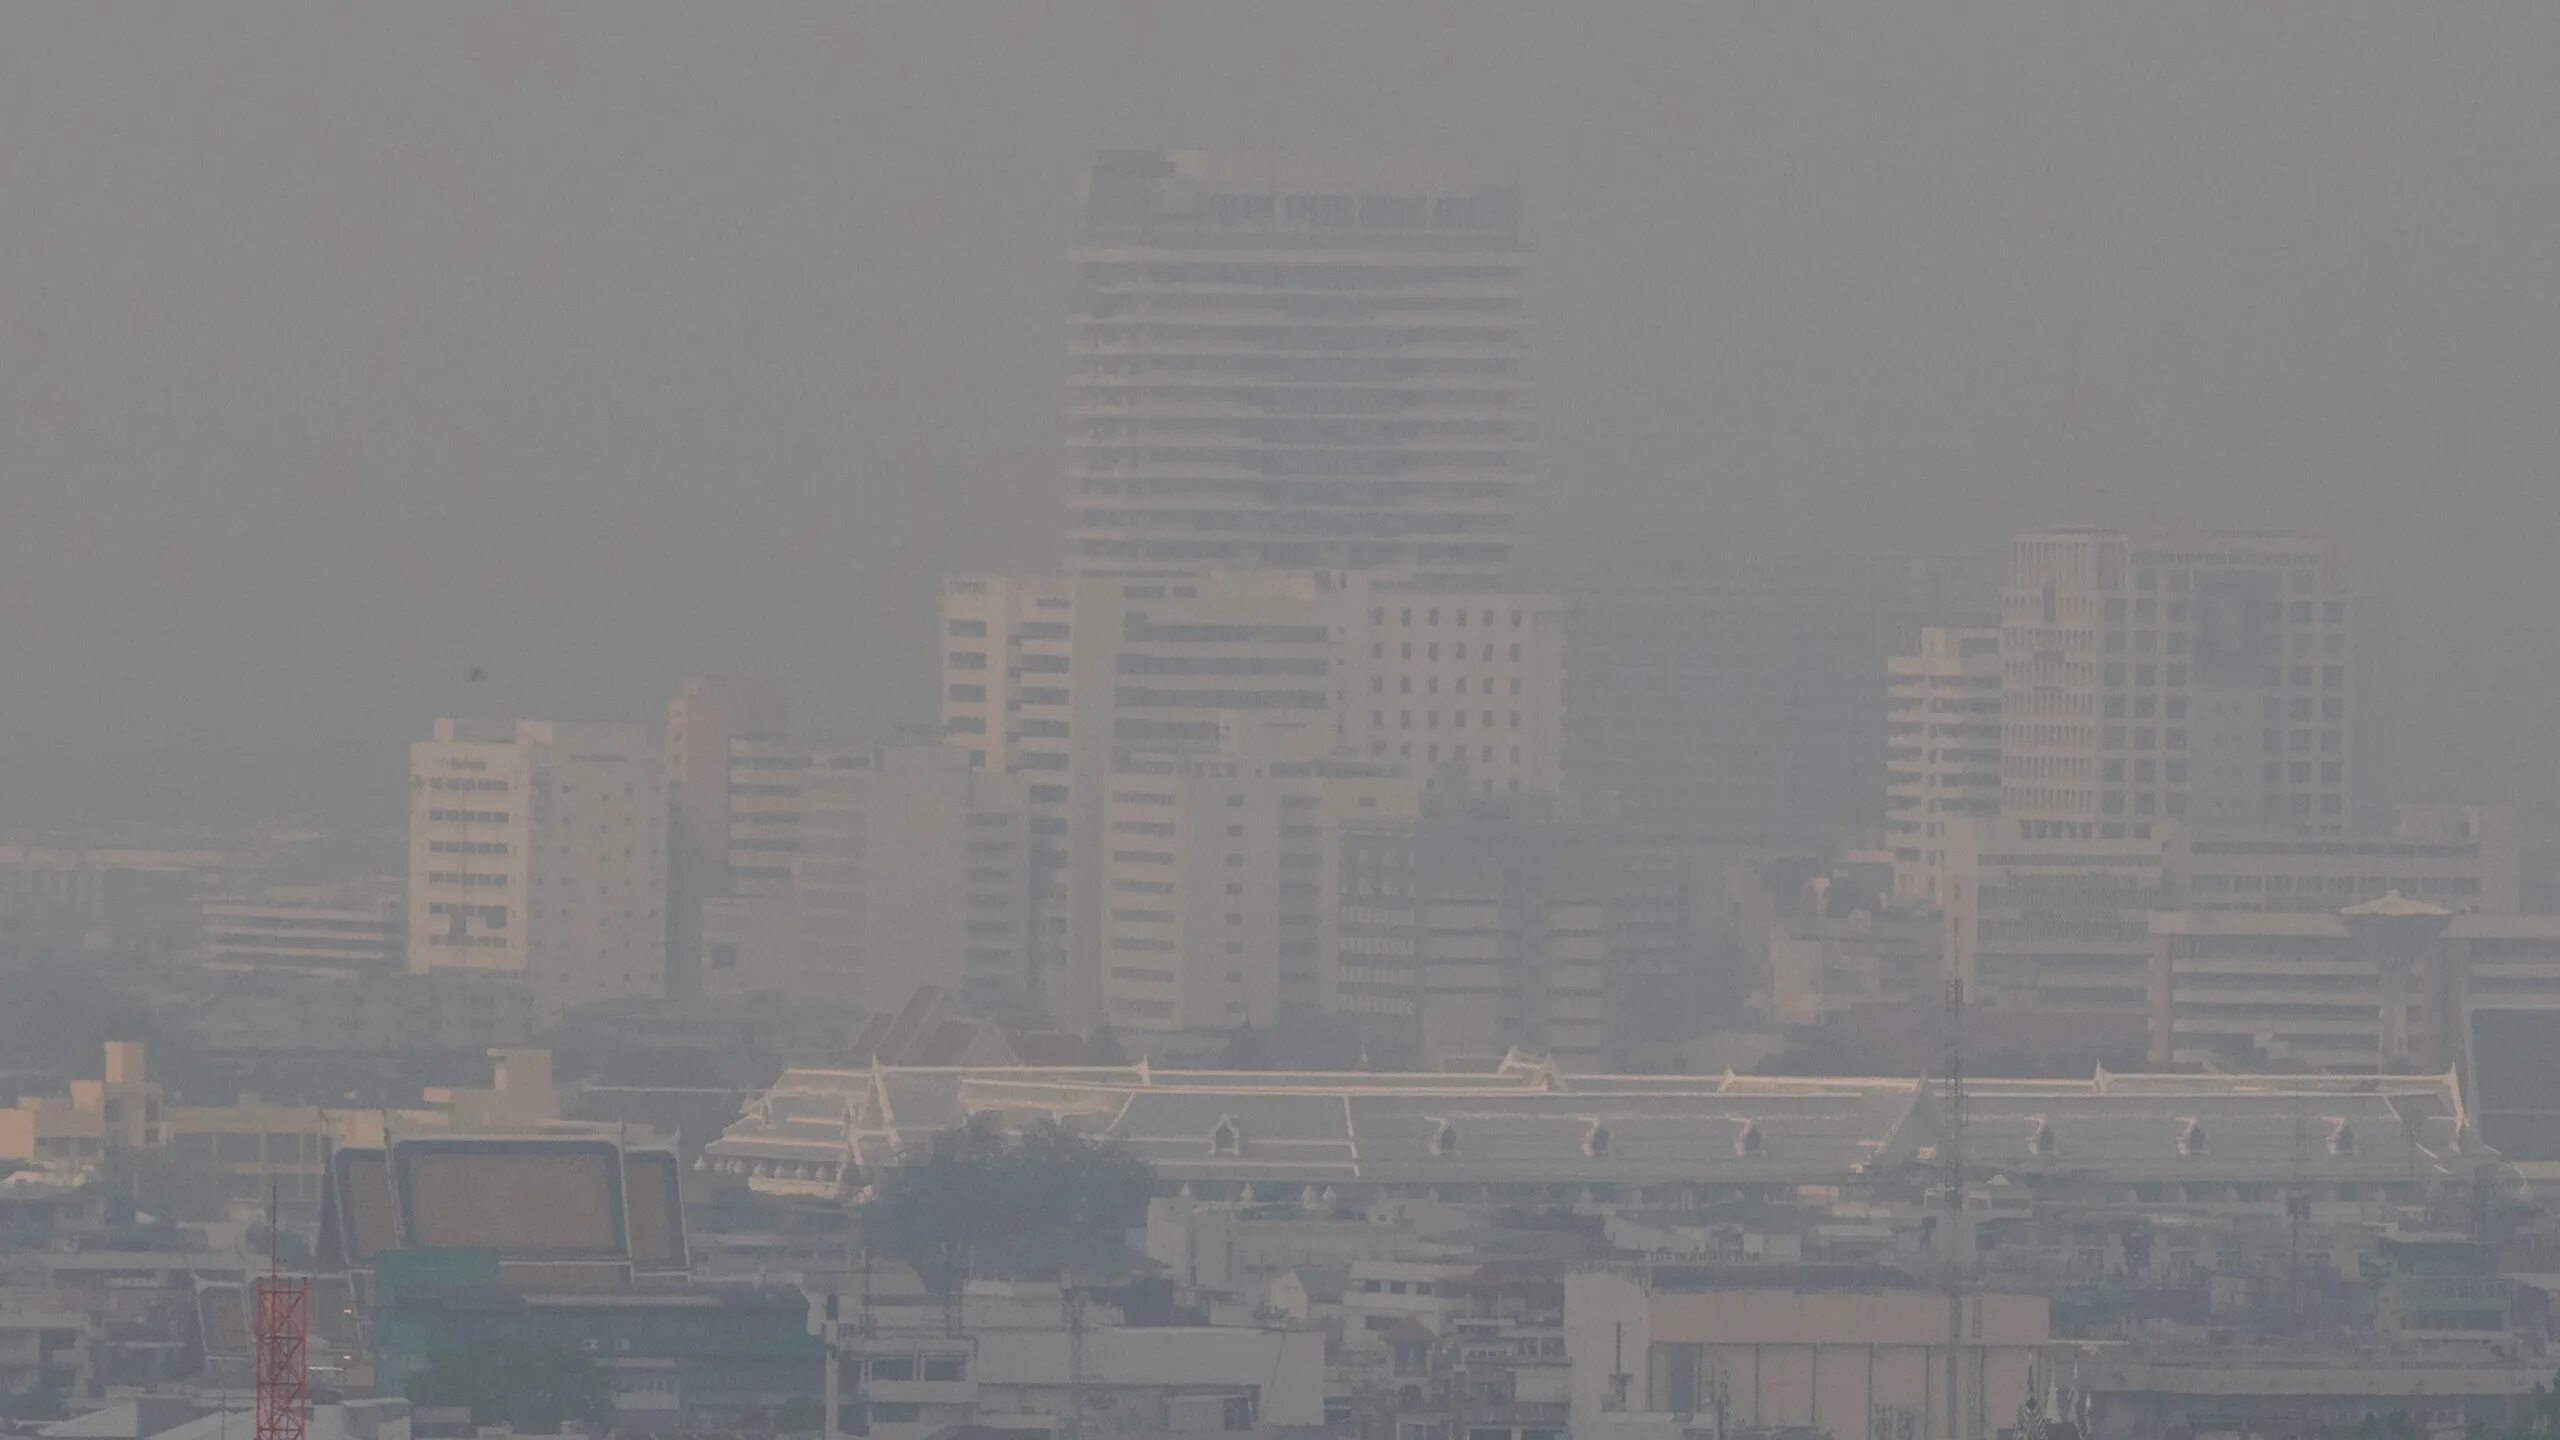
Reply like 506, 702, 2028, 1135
4, 4, 2556, 823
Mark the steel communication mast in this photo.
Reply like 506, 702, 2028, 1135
254, 1191, 308, 1440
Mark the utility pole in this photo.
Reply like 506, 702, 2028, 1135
1940, 979, 1967, 1440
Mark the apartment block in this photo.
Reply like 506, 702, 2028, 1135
1565, 544, 1994, 854
1068, 150, 1526, 585
702, 740, 1043, 1018
408, 719, 668, 1014
2149, 900, 2560, 1072
1565, 1268, 2048, 1440
1333, 795, 1607, 1070
1885, 626, 2002, 905
1100, 745, 1418, 1034
200, 880, 405, 978
663, 677, 788, 999
724, 737, 869, 897
1344, 590, 1564, 798
2000, 529, 2355, 836
1944, 806, 2520, 1018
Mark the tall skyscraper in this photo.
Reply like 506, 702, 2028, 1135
1999, 529, 2354, 837
1068, 151, 1527, 585
409, 719, 668, 1015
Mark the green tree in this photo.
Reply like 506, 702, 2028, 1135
859, 1117, 1156, 1291
406, 1342, 611, 1433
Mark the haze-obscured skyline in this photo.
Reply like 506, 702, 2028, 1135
5, 3, 2556, 828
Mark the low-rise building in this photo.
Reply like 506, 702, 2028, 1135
819, 1280, 1324, 1440
1565, 1266, 2048, 1440
2074, 1343, 2534, 1440
368, 1253, 816, 1429
2149, 899, 2560, 1071
199, 882, 404, 978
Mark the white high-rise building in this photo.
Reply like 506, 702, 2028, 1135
942, 569, 1562, 1028
1068, 152, 1527, 585
1885, 626, 2002, 905
2000, 529, 2355, 837
408, 719, 667, 1014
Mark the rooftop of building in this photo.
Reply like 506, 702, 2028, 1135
707, 1056, 2485, 1191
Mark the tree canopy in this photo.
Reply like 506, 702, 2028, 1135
406, 1342, 611, 1433
859, 1117, 1156, 1289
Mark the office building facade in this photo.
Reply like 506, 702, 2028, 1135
2000, 529, 2355, 836
408, 719, 668, 1013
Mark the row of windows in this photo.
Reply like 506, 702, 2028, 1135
1374, 674, 1524, 697
1374, 709, 1525, 732
1373, 641, 1524, 663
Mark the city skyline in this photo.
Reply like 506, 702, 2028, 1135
4, 6, 2556, 836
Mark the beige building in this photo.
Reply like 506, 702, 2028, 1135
1765, 900, 1941, 1028
1944, 806, 2518, 1017
663, 677, 787, 998
1333, 795, 1607, 1069
2165, 803, 2518, 916
1565, 545, 1994, 855
2000, 529, 2355, 837
2149, 899, 2560, 1071
1344, 590, 1565, 799
1100, 743, 1418, 1033
1564, 1268, 2048, 1440
200, 880, 405, 978
1068, 151, 1525, 585
723, 737, 868, 897
1942, 817, 2165, 1017
703, 739, 1042, 1018
409, 719, 668, 1014
943, 568, 1557, 1027
1886, 626, 2002, 905
0, 1043, 565, 1214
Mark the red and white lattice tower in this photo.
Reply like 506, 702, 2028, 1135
254, 1193, 308, 1440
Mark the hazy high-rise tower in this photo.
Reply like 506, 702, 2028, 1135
1067, 151, 1527, 585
